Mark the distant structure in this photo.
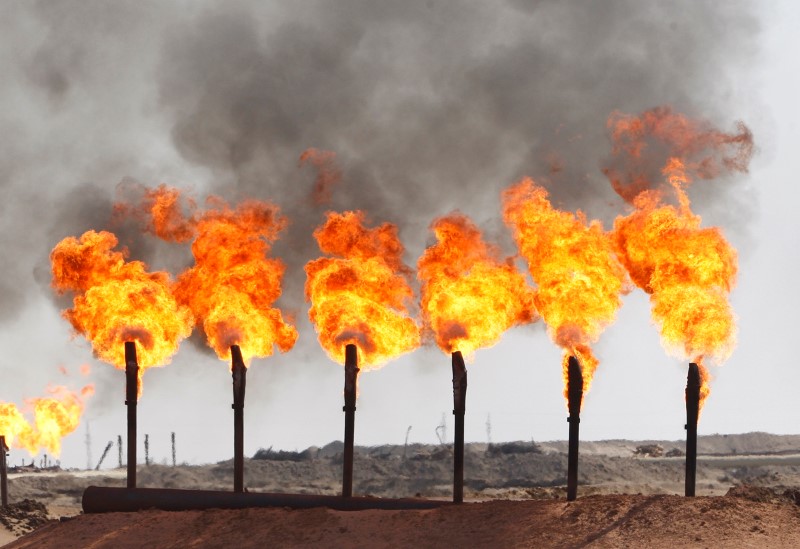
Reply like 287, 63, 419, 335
435, 413, 447, 445
95, 441, 113, 470
85, 421, 92, 471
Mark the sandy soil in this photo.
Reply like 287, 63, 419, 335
2, 433, 800, 547
5, 489, 800, 548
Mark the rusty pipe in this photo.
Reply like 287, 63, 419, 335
451, 351, 467, 503
231, 345, 246, 493
685, 362, 700, 497
342, 343, 359, 498
82, 486, 450, 513
124, 341, 139, 489
566, 356, 583, 502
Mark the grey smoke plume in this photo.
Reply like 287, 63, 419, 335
1, 0, 759, 321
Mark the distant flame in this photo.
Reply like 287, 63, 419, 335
175, 197, 298, 365
50, 230, 194, 390
0, 383, 93, 456
417, 212, 536, 358
0, 403, 32, 453
502, 178, 629, 400
305, 211, 420, 369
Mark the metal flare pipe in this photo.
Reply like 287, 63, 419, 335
342, 344, 359, 497
451, 351, 467, 503
124, 341, 139, 489
1, 435, 8, 507
685, 362, 700, 497
231, 345, 247, 493
566, 356, 583, 502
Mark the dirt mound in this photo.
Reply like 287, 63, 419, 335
6, 491, 800, 548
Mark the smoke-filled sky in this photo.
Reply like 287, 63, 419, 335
1, 0, 796, 469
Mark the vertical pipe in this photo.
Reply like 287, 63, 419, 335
451, 351, 467, 504
566, 356, 583, 502
685, 362, 700, 497
342, 344, 359, 498
1, 435, 8, 508
144, 434, 150, 466
231, 345, 246, 493
117, 435, 123, 469
124, 341, 139, 489
171, 432, 176, 467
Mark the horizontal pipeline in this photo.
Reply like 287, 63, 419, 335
82, 486, 452, 513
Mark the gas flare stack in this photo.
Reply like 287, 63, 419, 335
124, 341, 139, 489
342, 343, 359, 498
231, 345, 247, 493
685, 362, 700, 497
1, 435, 9, 508
451, 351, 467, 503
566, 356, 583, 501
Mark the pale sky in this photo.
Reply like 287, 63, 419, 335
1, 1, 798, 469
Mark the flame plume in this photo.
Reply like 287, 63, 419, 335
175, 197, 298, 364
114, 184, 198, 243
502, 178, 629, 398
612, 188, 737, 365
604, 106, 753, 203
51, 230, 194, 388
0, 384, 93, 456
607, 109, 749, 410
417, 213, 537, 358
305, 211, 420, 369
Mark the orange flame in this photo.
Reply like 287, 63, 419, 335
0, 384, 93, 456
417, 213, 537, 357
502, 178, 629, 398
305, 211, 420, 369
612, 189, 738, 365
0, 403, 33, 454
606, 108, 750, 411
175, 197, 298, 364
299, 148, 342, 205
50, 230, 194, 388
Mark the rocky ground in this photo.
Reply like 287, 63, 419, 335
2, 432, 800, 547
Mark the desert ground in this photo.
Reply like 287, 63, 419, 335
2, 432, 800, 547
